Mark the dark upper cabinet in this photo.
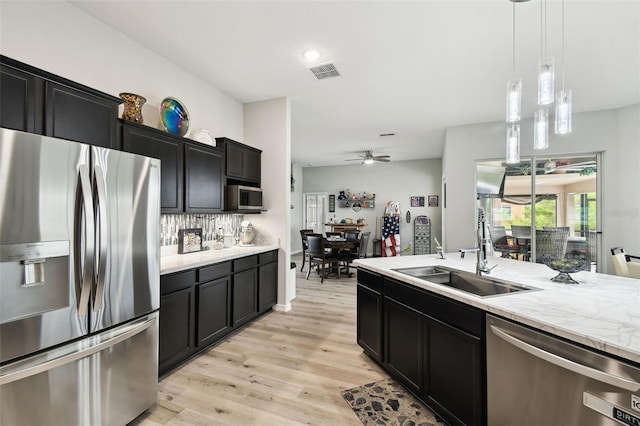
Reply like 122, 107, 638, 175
45, 82, 119, 148
184, 141, 224, 213
0, 63, 42, 133
217, 137, 261, 185
121, 122, 224, 214
121, 121, 184, 213
0, 56, 121, 148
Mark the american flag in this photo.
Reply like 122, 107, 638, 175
382, 216, 400, 257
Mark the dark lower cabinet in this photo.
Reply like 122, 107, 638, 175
196, 276, 232, 348
159, 286, 195, 374
384, 298, 423, 394
160, 253, 276, 376
357, 269, 383, 362
356, 267, 486, 426
425, 317, 483, 426
258, 257, 278, 312
233, 268, 258, 327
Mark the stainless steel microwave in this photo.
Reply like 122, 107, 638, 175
226, 185, 263, 210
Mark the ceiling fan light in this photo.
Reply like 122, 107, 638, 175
364, 158, 374, 165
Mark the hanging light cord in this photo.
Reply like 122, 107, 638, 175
561, 0, 566, 90
512, 1, 516, 79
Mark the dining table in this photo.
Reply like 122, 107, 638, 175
323, 237, 359, 277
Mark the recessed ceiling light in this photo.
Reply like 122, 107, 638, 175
303, 49, 321, 61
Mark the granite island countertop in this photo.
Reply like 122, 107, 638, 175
161, 243, 280, 275
353, 254, 640, 364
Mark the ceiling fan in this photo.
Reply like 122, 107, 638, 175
345, 150, 391, 164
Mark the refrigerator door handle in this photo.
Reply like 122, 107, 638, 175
76, 165, 94, 317
0, 315, 156, 386
490, 325, 640, 392
92, 165, 109, 312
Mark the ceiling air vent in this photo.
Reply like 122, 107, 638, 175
308, 62, 341, 80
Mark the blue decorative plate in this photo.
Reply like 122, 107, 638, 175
159, 97, 190, 137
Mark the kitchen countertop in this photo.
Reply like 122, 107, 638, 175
353, 254, 640, 364
161, 244, 280, 275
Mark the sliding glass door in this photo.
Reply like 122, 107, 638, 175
477, 154, 600, 270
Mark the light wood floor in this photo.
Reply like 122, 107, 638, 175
131, 255, 388, 425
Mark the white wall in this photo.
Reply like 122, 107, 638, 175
443, 104, 640, 274
302, 159, 443, 256
243, 98, 292, 311
0, 1, 243, 143
290, 163, 304, 253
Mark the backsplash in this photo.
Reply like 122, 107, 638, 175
160, 214, 244, 246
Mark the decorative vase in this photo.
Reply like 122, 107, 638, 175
119, 92, 146, 124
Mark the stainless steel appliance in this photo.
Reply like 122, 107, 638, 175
487, 314, 640, 426
0, 128, 160, 425
226, 184, 263, 210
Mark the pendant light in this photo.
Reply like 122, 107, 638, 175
537, 0, 554, 105
555, 0, 572, 134
534, 0, 552, 150
534, 108, 549, 150
506, 2, 522, 123
505, 0, 523, 164
506, 124, 521, 164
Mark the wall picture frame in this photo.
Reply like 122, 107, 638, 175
428, 195, 439, 207
178, 228, 203, 254
410, 196, 425, 207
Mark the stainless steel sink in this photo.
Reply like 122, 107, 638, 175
392, 266, 541, 298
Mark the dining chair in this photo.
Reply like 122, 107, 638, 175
344, 230, 360, 241
340, 232, 371, 274
490, 226, 521, 259
535, 229, 569, 262
510, 225, 532, 260
543, 226, 571, 232
306, 233, 340, 283
299, 229, 314, 272
611, 247, 640, 279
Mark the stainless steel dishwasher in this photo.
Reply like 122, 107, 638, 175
487, 314, 640, 426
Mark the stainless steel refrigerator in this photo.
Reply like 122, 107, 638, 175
0, 128, 160, 425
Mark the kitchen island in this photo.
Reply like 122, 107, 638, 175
353, 254, 640, 426
354, 253, 640, 363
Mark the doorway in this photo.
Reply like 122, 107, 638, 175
303, 193, 328, 233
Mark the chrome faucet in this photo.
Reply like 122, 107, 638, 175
460, 208, 496, 276
434, 237, 445, 259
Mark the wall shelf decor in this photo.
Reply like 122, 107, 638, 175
337, 190, 375, 208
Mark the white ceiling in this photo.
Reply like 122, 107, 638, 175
70, 1, 639, 167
